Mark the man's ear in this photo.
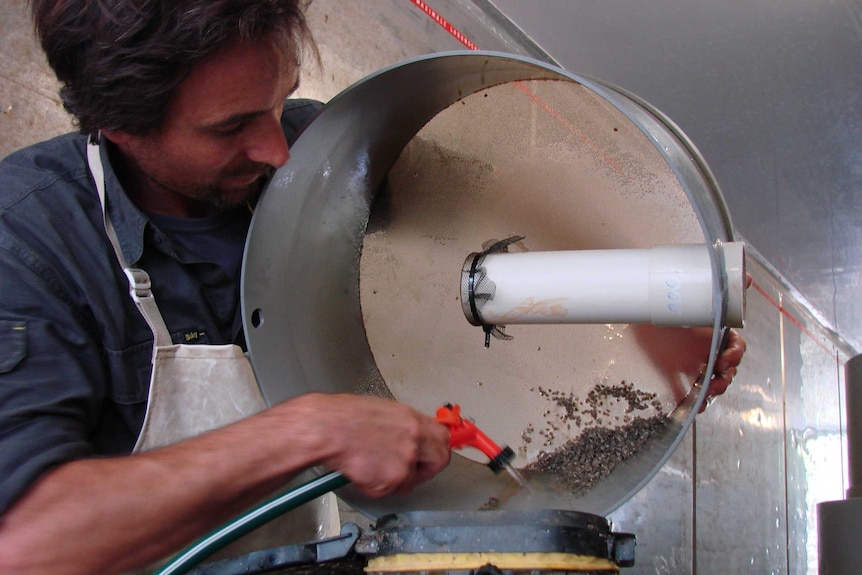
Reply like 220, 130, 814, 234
100, 129, 132, 146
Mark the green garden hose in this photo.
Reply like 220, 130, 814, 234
155, 470, 349, 575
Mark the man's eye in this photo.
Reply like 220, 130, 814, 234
216, 123, 246, 137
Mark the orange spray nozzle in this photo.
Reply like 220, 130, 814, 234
434, 403, 515, 474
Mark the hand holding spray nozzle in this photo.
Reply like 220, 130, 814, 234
157, 403, 524, 575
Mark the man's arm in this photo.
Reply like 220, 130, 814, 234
0, 393, 451, 575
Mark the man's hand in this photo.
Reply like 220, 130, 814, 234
698, 272, 752, 411
269, 394, 451, 498
700, 328, 747, 412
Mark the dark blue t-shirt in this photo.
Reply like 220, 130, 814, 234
0, 99, 322, 515
147, 206, 251, 297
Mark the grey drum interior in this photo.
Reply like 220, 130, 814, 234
241, 52, 736, 517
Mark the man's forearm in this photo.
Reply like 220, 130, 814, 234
0, 392, 451, 575
0, 404, 321, 575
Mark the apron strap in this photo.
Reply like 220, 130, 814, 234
87, 139, 173, 347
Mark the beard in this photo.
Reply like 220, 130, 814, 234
144, 163, 275, 214
194, 165, 276, 211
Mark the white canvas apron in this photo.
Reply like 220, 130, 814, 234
86, 142, 340, 571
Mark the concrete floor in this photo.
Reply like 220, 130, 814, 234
0, 0, 854, 573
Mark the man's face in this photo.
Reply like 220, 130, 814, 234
106, 37, 300, 217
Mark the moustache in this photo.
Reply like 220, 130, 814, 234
226, 163, 276, 182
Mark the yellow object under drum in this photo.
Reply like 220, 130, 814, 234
365, 552, 618, 573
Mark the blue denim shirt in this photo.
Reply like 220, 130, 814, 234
0, 99, 321, 514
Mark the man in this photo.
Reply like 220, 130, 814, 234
0, 2, 450, 573
0, 1, 746, 573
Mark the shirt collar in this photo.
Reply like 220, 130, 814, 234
96, 139, 149, 266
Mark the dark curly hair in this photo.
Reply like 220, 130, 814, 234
31, 0, 317, 138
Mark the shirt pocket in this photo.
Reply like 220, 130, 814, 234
103, 339, 152, 405
0, 321, 26, 373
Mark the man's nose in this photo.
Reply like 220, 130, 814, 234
246, 115, 290, 168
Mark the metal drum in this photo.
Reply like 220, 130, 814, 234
241, 52, 737, 518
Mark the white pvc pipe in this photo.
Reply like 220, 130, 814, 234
461, 242, 745, 328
